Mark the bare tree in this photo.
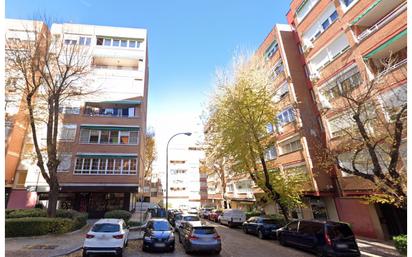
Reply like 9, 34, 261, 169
144, 128, 157, 180
315, 54, 407, 208
6, 18, 94, 216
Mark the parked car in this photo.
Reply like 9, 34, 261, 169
142, 218, 175, 252
199, 208, 213, 218
187, 207, 199, 215
179, 221, 221, 254
277, 220, 361, 257
218, 209, 246, 227
175, 214, 200, 232
209, 209, 223, 222
242, 217, 283, 239
82, 218, 129, 257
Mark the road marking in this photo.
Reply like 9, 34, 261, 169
360, 251, 384, 257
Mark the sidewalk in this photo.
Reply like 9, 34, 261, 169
5, 219, 145, 257
358, 237, 401, 257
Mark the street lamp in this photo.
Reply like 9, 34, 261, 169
165, 132, 192, 212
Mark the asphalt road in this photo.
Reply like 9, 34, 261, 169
119, 220, 313, 257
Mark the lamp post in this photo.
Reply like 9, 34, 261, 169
165, 132, 192, 212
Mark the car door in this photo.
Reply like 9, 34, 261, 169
250, 217, 259, 234
296, 221, 317, 249
283, 221, 299, 245
121, 221, 129, 244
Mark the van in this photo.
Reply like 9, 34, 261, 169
277, 220, 360, 257
218, 209, 246, 227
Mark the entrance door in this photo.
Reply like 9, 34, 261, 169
377, 204, 407, 238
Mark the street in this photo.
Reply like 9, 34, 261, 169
120, 220, 312, 257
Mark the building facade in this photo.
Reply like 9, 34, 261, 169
5, 21, 149, 218
167, 146, 204, 210
287, 0, 407, 239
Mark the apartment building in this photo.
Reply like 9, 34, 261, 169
255, 24, 338, 220
5, 21, 149, 217
287, 0, 407, 239
225, 173, 256, 211
5, 19, 49, 208
167, 146, 204, 210
206, 168, 225, 209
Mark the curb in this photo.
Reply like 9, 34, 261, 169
50, 246, 82, 257
5, 224, 89, 240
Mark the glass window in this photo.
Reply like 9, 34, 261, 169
130, 159, 137, 173
135, 41, 141, 48
58, 154, 72, 171
75, 158, 83, 173
96, 37, 103, 45
129, 131, 138, 144
120, 40, 127, 47
342, 0, 355, 7
82, 159, 91, 173
194, 227, 216, 235
92, 223, 120, 232
322, 19, 331, 30
89, 130, 99, 143
100, 131, 109, 144
104, 38, 111, 46
122, 159, 130, 174
277, 107, 296, 125
112, 39, 120, 47
287, 221, 299, 232
119, 131, 129, 144
107, 159, 114, 174
91, 159, 99, 174
110, 131, 119, 144
129, 40, 136, 48
266, 123, 274, 134
153, 221, 171, 231
330, 10, 338, 22
114, 159, 122, 174
327, 223, 354, 239
98, 159, 106, 174
59, 125, 77, 141
265, 146, 277, 161
79, 37, 91, 46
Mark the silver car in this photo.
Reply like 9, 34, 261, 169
179, 221, 221, 254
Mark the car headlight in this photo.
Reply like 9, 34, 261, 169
144, 236, 152, 241
168, 234, 175, 241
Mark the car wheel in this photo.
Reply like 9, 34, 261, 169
258, 230, 264, 239
82, 249, 88, 257
242, 226, 248, 234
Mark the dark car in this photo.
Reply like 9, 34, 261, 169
179, 221, 221, 254
168, 210, 182, 227
277, 220, 360, 257
242, 217, 282, 239
208, 209, 223, 222
142, 219, 175, 252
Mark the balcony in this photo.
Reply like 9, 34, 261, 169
84, 100, 141, 118
91, 64, 145, 80
353, 1, 406, 42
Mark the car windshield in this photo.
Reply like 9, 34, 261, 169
152, 221, 171, 231
327, 224, 354, 239
193, 227, 216, 235
92, 223, 120, 233
184, 216, 200, 221
175, 215, 182, 220
262, 219, 277, 224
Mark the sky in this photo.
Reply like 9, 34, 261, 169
6, 0, 291, 181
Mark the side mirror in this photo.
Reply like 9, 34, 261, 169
127, 225, 130, 229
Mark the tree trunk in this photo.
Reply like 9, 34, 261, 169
47, 180, 59, 217
276, 201, 290, 223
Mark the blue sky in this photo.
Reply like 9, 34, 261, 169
6, 0, 290, 176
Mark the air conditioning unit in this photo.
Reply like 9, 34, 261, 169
309, 71, 320, 81
318, 94, 332, 110
302, 39, 314, 52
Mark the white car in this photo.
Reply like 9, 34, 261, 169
83, 218, 129, 257
218, 209, 246, 227
175, 214, 200, 231
187, 207, 199, 215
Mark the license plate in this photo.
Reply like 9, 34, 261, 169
154, 243, 165, 247
336, 243, 348, 249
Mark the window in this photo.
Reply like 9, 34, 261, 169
89, 130, 100, 143
57, 154, 72, 171
100, 130, 109, 144
378, 84, 407, 121
129, 131, 138, 144
122, 159, 130, 174
112, 39, 120, 47
109, 131, 119, 144
59, 106, 80, 114
277, 107, 296, 126
79, 37, 91, 45
99, 159, 107, 174
91, 158, 99, 174
266, 123, 274, 134
272, 61, 285, 77
287, 221, 299, 232
265, 41, 278, 60
75, 158, 83, 173
74, 157, 137, 175
114, 159, 122, 174
96, 37, 103, 45
107, 159, 114, 174
64, 39, 77, 45
82, 159, 91, 173
265, 146, 277, 161
340, 0, 358, 12
279, 137, 302, 155
227, 184, 234, 192
120, 40, 127, 47
129, 41, 136, 48
309, 34, 350, 73
327, 113, 355, 138
296, 0, 319, 23
273, 83, 289, 102
59, 124, 77, 141
119, 131, 129, 144
338, 151, 378, 177
103, 38, 111, 46
319, 65, 362, 100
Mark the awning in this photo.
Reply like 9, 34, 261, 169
86, 100, 142, 105
80, 125, 140, 131
350, 0, 383, 25
76, 153, 138, 159
60, 186, 139, 193
363, 29, 407, 60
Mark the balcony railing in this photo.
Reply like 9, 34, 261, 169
377, 58, 407, 78
357, 2, 407, 42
